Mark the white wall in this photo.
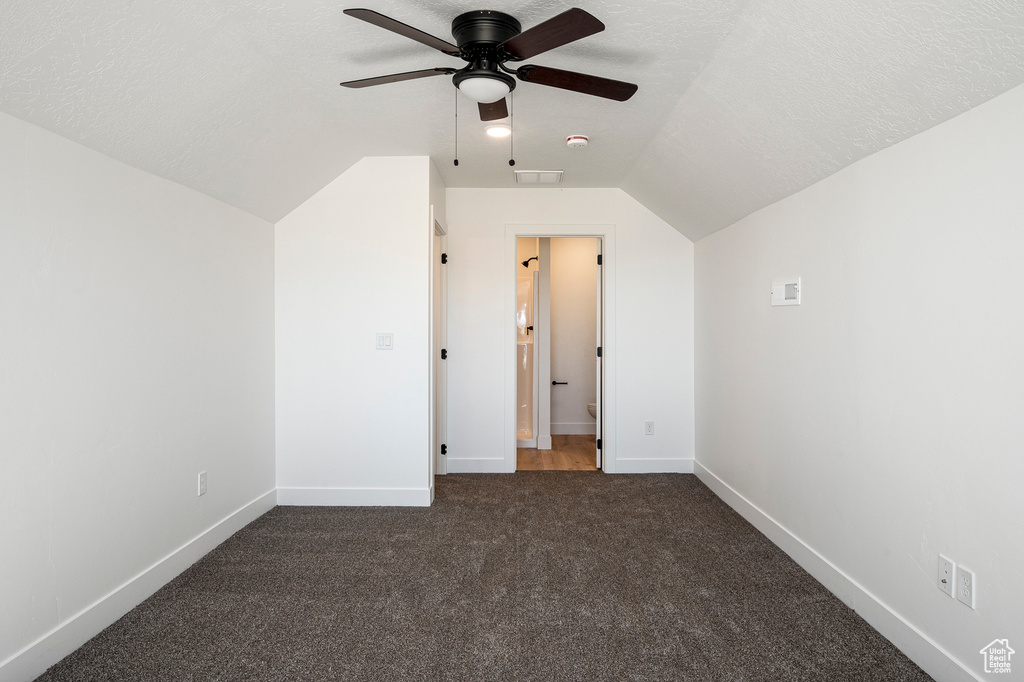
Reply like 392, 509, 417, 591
276, 156, 433, 505
0, 113, 276, 682
429, 159, 447, 231
445, 188, 694, 473
695, 83, 1024, 682
550, 238, 598, 435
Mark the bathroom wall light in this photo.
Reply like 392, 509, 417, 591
486, 124, 511, 138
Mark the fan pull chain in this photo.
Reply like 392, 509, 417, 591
508, 91, 515, 167
454, 88, 459, 167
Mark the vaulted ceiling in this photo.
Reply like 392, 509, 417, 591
2, 0, 1023, 240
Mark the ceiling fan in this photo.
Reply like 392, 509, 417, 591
340, 7, 638, 121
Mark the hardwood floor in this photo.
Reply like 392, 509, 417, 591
517, 434, 598, 471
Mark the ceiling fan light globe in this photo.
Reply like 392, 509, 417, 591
458, 76, 510, 103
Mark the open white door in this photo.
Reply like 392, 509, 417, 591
595, 238, 603, 469
433, 215, 448, 476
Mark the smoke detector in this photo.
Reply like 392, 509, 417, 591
566, 135, 589, 149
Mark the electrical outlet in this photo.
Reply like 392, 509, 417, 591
198, 471, 207, 497
644, 420, 655, 435
957, 565, 975, 608
938, 555, 955, 597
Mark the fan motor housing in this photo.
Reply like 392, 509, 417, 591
451, 10, 521, 49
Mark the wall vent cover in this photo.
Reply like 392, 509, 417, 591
514, 170, 563, 184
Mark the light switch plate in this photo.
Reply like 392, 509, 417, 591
376, 333, 393, 350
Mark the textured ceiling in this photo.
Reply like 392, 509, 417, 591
2, 0, 1023, 239
622, 0, 1024, 240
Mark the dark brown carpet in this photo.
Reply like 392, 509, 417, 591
36, 473, 932, 681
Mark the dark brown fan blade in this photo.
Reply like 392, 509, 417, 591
499, 8, 604, 60
340, 68, 456, 88
478, 98, 509, 121
516, 65, 637, 101
344, 9, 461, 56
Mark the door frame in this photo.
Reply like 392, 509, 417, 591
430, 209, 448, 497
595, 237, 603, 469
504, 224, 616, 473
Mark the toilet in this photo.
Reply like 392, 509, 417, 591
587, 402, 597, 418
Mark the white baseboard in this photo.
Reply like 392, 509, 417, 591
613, 458, 693, 474
551, 423, 597, 435
276, 487, 431, 506
694, 462, 979, 682
446, 458, 508, 474
0, 489, 277, 682
537, 435, 552, 450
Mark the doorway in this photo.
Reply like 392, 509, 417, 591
509, 229, 611, 472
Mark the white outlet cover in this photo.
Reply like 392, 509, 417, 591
938, 555, 955, 597
957, 565, 976, 608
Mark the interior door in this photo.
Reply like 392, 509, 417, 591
595, 238, 603, 469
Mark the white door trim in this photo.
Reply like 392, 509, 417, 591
504, 224, 616, 473
536, 238, 551, 450
430, 210, 448, 491
595, 237, 603, 469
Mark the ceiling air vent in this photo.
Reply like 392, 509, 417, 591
514, 170, 563, 184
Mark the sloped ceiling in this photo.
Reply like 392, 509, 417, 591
622, 1, 1024, 240
2, 0, 1023, 240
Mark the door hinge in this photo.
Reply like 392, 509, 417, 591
597, 254, 602, 265
441, 253, 447, 264
597, 346, 602, 357
441, 444, 447, 455
597, 438, 602, 450
441, 348, 447, 360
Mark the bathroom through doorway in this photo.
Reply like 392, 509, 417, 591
515, 236, 603, 471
